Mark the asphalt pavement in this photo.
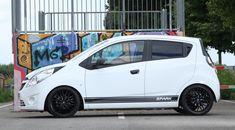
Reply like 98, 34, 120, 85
0, 100, 235, 130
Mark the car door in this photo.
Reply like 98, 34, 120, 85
145, 40, 195, 98
85, 40, 146, 107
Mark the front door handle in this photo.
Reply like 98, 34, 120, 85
130, 69, 140, 74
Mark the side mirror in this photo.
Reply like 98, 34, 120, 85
95, 58, 105, 67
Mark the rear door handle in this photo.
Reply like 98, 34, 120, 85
130, 69, 140, 74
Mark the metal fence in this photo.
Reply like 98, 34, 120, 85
12, 0, 185, 33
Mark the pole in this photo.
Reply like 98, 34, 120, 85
122, 0, 126, 31
169, 0, 172, 31
176, 0, 185, 32
12, 0, 21, 33
38, 11, 45, 32
71, 0, 74, 31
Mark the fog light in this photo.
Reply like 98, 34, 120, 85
28, 96, 36, 105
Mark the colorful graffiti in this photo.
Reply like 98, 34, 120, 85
17, 33, 78, 70
13, 31, 177, 111
16, 32, 134, 72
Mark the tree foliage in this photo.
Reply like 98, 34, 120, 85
207, 0, 235, 35
185, 0, 235, 64
0, 64, 14, 78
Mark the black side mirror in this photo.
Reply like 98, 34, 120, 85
95, 58, 105, 67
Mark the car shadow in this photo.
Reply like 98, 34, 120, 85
16, 110, 219, 119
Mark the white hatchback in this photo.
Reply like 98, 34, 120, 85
19, 35, 220, 117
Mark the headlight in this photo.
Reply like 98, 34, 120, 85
27, 68, 55, 87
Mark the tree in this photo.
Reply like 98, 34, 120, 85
0, 64, 14, 78
207, 0, 235, 37
185, 0, 234, 64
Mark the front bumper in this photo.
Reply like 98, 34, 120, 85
18, 83, 46, 111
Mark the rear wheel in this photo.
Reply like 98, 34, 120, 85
46, 87, 80, 118
180, 85, 214, 115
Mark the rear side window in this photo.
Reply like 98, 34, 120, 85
151, 41, 193, 60
151, 41, 184, 60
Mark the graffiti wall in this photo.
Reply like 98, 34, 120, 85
13, 31, 177, 111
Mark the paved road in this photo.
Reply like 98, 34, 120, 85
0, 100, 235, 130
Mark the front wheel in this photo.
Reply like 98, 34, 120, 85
180, 85, 214, 115
46, 87, 80, 118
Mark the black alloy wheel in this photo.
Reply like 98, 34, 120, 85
180, 85, 214, 115
47, 87, 80, 118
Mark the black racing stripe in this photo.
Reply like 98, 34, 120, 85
85, 96, 178, 104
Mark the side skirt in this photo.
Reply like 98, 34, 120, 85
84, 96, 179, 109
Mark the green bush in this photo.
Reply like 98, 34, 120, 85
221, 89, 235, 100
0, 88, 13, 103
217, 69, 235, 85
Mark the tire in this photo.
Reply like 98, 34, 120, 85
180, 85, 214, 115
174, 106, 186, 114
46, 87, 80, 118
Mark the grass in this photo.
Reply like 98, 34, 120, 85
221, 89, 235, 100
0, 88, 13, 103
217, 69, 235, 85
217, 69, 235, 100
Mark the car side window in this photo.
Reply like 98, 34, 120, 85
90, 41, 145, 68
151, 41, 184, 60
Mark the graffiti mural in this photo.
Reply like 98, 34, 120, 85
16, 32, 134, 72
17, 33, 79, 70
14, 31, 177, 111
32, 33, 78, 69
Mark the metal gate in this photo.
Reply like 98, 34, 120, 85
12, 0, 185, 33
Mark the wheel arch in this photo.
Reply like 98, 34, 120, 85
44, 85, 84, 111
178, 83, 216, 106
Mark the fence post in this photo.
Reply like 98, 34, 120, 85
176, 0, 185, 32
38, 11, 45, 32
12, 0, 21, 33
169, 0, 172, 31
161, 9, 167, 30
71, 0, 74, 32
122, 0, 126, 31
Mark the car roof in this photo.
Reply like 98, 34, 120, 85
106, 35, 200, 45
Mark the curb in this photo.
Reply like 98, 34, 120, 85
221, 100, 235, 104
0, 102, 13, 109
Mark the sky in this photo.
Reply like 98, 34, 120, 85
0, 0, 13, 64
0, 0, 235, 66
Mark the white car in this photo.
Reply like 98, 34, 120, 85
19, 35, 220, 117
